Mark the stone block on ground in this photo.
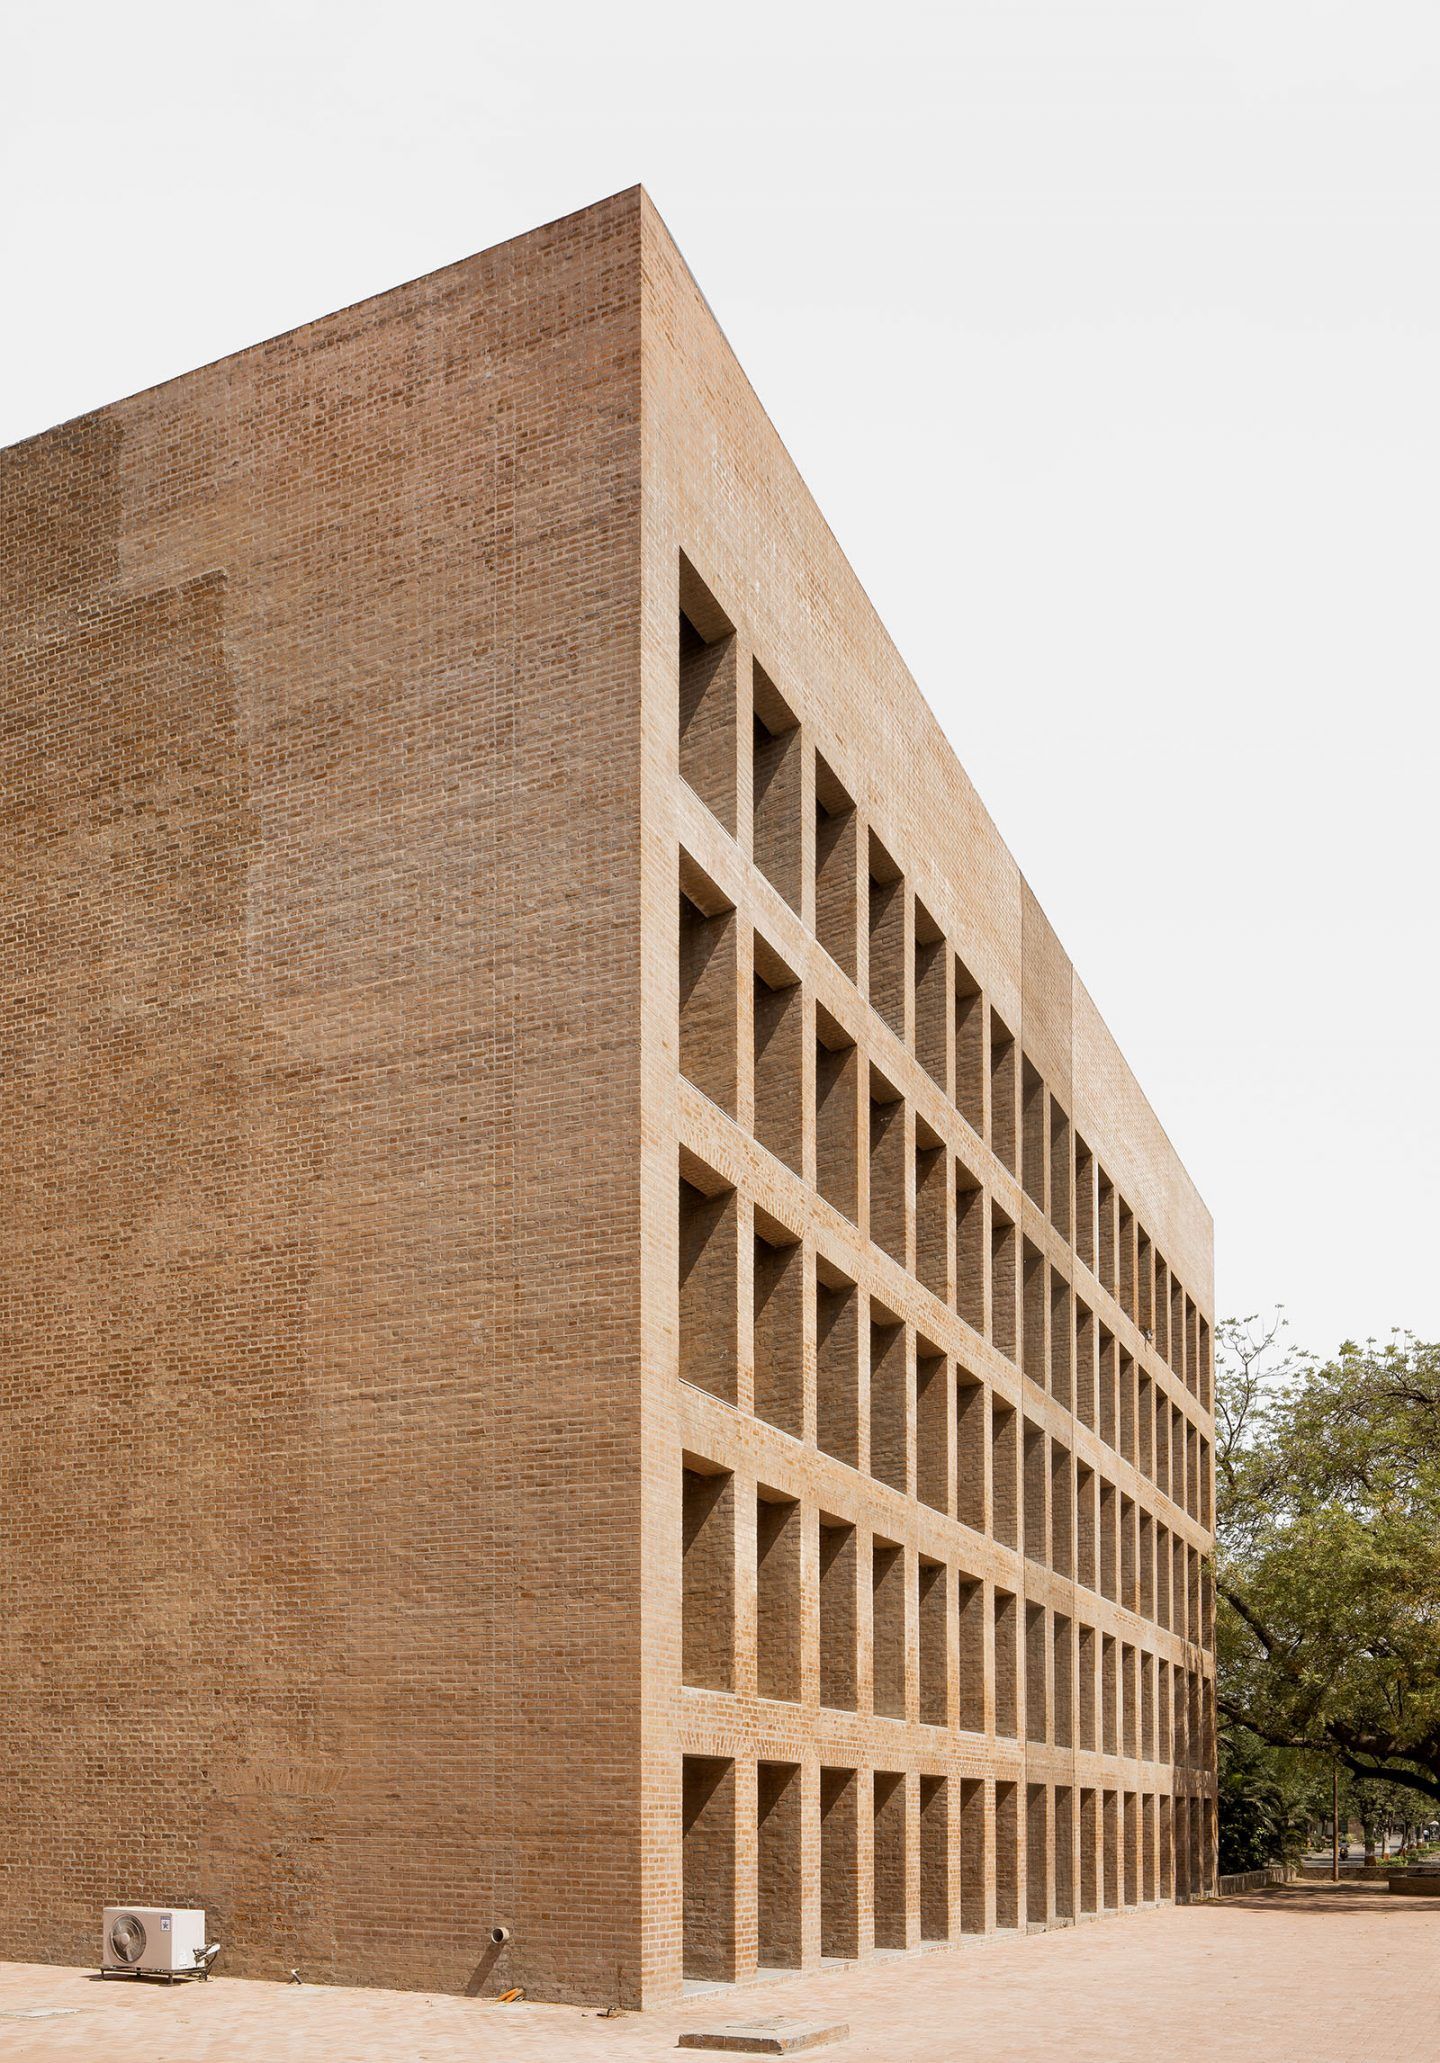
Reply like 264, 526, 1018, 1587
677, 2022, 850, 2055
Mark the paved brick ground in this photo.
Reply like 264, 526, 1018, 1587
0, 1882, 1434, 2061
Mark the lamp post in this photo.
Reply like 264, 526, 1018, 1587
1332, 1759, 1340, 1883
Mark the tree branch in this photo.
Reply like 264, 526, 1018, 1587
1217, 1699, 1440, 1809
1217, 1581, 1282, 1661
1335, 1754, 1440, 1808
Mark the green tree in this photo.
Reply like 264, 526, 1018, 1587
1216, 1319, 1440, 1810
1343, 1772, 1425, 1859
1216, 1728, 1321, 1873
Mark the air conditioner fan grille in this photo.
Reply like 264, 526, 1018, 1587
109, 1914, 147, 1966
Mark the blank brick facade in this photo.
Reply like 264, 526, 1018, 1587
0, 187, 1216, 2009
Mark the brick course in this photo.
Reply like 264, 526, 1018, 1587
0, 187, 1214, 2009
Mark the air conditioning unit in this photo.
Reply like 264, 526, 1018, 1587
101, 1907, 208, 1981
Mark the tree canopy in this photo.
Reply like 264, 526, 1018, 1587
1216, 1319, 1440, 1808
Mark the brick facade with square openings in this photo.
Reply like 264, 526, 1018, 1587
0, 187, 1216, 2009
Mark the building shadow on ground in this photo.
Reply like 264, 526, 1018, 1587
1215, 1883, 1440, 1919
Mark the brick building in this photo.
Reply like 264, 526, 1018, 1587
0, 187, 1215, 2008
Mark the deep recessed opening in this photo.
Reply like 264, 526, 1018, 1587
1020, 1059, 1045, 1211
916, 1344, 949, 1515
1049, 1272, 1072, 1410
1050, 1441, 1073, 1579
751, 664, 802, 912
989, 1011, 1016, 1172
955, 1161, 985, 1334
957, 1573, 985, 1730
1097, 1168, 1116, 1295
872, 1771, 908, 1948
679, 1169, 738, 1403
756, 1761, 803, 1968
1023, 1419, 1048, 1568
1026, 1783, 1049, 1925
1053, 1613, 1073, 1750
1025, 1602, 1048, 1745
871, 1536, 906, 1719
991, 1399, 1018, 1551
1080, 1787, 1099, 1915
914, 1119, 948, 1303
918, 1557, 947, 1727
990, 1205, 1017, 1363
816, 1267, 860, 1469
679, 859, 737, 1114
919, 1775, 950, 1942
1098, 1325, 1117, 1447
994, 1589, 1018, 1739
913, 899, 947, 1087
1021, 1239, 1046, 1389
955, 958, 984, 1136
1103, 1788, 1120, 1908
1119, 1351, 1136, 1466
1136, 1229, 1154, 1337
1078, 1624, 1098, 1751
867, 1067, 907, 1265
1074, 1299, 1097, 1430
1076, 1463, 1097, 1592
864, 1341, 907, 1504
1055, 1786, 1076, 1920
1124, 1791, 1142, 1907
1074, 1134, 1095, 1268
960, 1778, 987, 1934
683, 1755, 736, 1982
1101, 1635, 1119, 1757
1170, 1272, 1185, 1384
815, 1004, 859, 1221
866, 832, 906, 1042
1099, 1482, 1118, 1605
995, 1782, 1020, 1928
956, 1373, 985, 1532
1118, 1200, 1136, 1319
682, 1461, 734, 1691
1140, 1254, 1162, 1369
818, 1517, 858, 1710
820, 1768, 859, 1958
753, 1223, 803, 1439
756, 1489, 801, 1702
753, 940, 803, 1175
1048, 1098, 1071, 1241
678, 558, 737, 831
814, 754, 858, 979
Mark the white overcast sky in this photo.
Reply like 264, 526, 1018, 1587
6, 2, 1438, 1359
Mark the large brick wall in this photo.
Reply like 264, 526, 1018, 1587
0, 192, 646, 2002
1, 187, 1214, 2010
637, 191, 1216, 1996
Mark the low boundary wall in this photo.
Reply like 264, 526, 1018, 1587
1216, 1865, 1298, 1897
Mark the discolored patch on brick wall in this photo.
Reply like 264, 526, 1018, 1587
0, 566, 342, 1973
0, 413, 121, 616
